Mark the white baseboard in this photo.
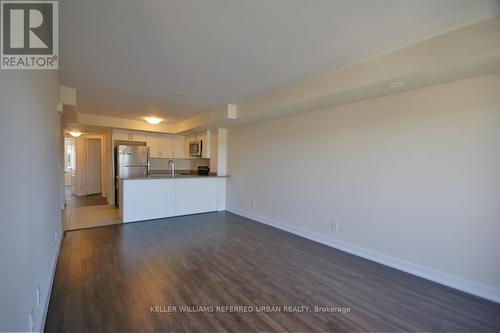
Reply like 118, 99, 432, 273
227, 208, 500, 304
38, 231, 63, 332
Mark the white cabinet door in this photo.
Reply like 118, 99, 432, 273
158, 135, 172, 158
174, 178, 218, 216
113, 129, 131, 141
210, 130, 218, 172
202, 130, 211, 158
147, 134, 160, 158
171, 136, 185, 158
147, 134, 179, 159
122, 179, 175, 222
132, 131, 148, 143
114, 130, 148, 142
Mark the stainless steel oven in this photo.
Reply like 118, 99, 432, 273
189, 140, 202, 157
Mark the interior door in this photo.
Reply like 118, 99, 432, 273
86, 139, 102, 195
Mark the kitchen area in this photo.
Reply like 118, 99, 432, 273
114, 128, 228, 223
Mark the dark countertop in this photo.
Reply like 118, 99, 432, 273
119, 170, 228, 180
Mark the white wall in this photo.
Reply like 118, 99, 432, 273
0, 71, 62, 331
227, 73, 500, 302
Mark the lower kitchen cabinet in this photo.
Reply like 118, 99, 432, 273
119, 177, 226, 223
120, 179, 176, 222
174, 178, 218, 216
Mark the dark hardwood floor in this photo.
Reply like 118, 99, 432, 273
45, 212, 500, 332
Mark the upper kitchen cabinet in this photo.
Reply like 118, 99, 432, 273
158, 135, 173, 158
148, 134, 171, 159
113, 129, 133, 141
147, 133, 185, 159
147, 134, 160, 158
113, 129, 186, 159
113, 129, 148, 143
171, 136, 185, 158
203, 130, 211, 159
132, 132, 148, 143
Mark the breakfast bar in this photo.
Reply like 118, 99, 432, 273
118, 174, 227, 223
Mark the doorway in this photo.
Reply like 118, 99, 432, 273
63, 134, 119, 231
64, 138, 76, 187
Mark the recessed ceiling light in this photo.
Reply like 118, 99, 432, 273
145, 117, 162, 125
68, 131, 82, 137
177, 93, 189, 98
386, 81, 406, 89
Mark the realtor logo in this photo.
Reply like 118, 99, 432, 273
1, 0, 58, 69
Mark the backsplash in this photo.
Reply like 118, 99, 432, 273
149, 158, 210, 171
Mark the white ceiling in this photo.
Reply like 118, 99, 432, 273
59, 0, 500, 123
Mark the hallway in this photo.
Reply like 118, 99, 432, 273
64, 186, 108, 208
64, 187, 120, 231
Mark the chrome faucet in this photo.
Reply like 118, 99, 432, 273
168, 159, 175, 178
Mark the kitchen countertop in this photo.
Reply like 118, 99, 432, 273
118, 171, 228, 180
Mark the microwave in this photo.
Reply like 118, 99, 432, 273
189, 140, 202, 157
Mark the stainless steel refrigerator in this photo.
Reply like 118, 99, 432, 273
115, 145, 149, 206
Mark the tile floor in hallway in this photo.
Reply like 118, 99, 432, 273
64, 186, 120, 231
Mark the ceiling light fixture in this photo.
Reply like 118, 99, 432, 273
385, 81, 406, 89
177, 93, 189, 98
68, 131, 82, 137
145, 117, 162, 125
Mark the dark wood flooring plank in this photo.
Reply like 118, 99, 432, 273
45, 212, 500, 332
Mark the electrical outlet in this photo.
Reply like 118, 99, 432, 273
36, 287, 40, 306
331, 221, 340, 231
251, 201, 256, 208
54, 231, 58, 242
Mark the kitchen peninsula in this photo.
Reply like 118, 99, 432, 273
118, 173, 227, 223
